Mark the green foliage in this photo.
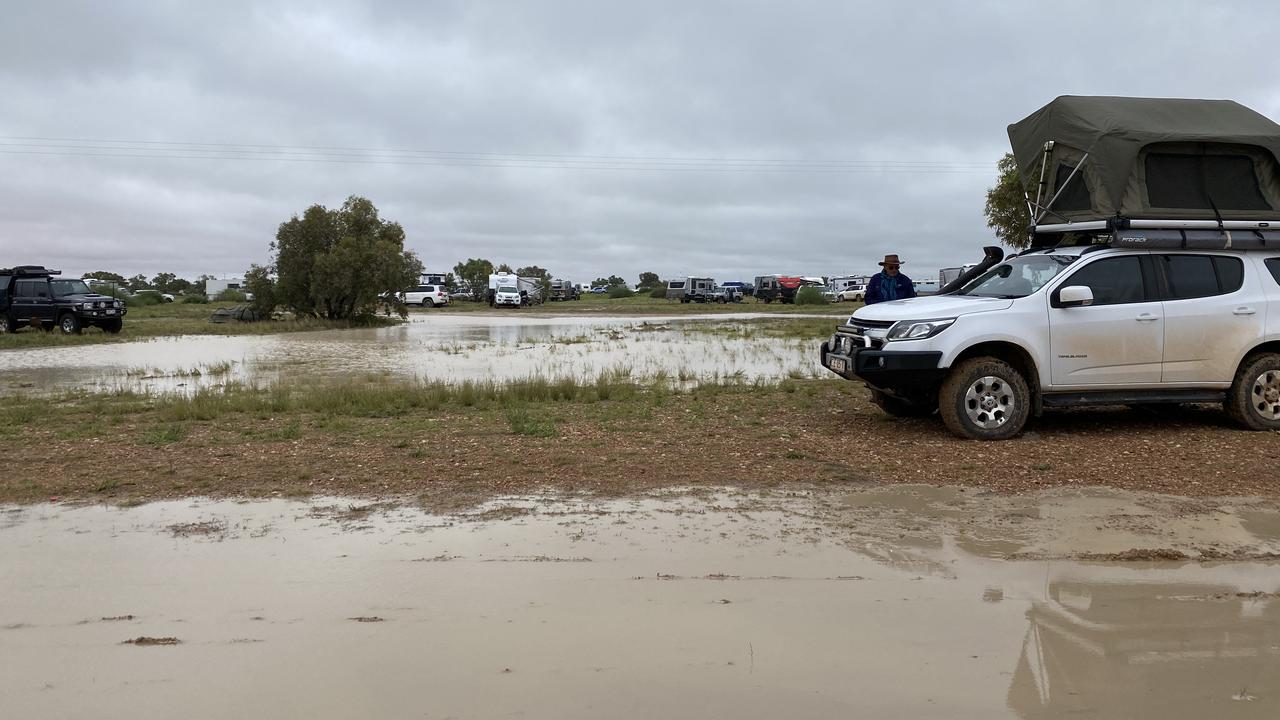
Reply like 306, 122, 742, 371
126, 274, 149, 292
794, 286, 828, 305
506, 407, 558, 437
84, 271, 125, 284
129, 292, 163, 306
181, 294, 210, 304
272, 196, 423, 320
244, 264, 277, 317
984, 153, 1033, 250
593, 275, 626, 289
151, 272, 177, 292
496, 263, 514, 273
453, 258, 494, 301
216, 289, 248, 302
637, 271, 660, 290
607, 285, 635, 299
649, 285, 667, 298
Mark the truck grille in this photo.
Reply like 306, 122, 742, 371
848, 318, 894, 331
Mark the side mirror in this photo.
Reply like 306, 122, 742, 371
1057, 285, 1094, 308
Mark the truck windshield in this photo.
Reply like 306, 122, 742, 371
498, 286, 517, 293
956, 255, 1076, 298
50, 279, 92, 296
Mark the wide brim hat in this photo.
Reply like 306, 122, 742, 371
878, 254, 905, 266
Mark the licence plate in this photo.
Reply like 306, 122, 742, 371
105, 309, 117, 315
827, 356, 848, 373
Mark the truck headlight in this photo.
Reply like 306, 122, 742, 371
886, 318, 955, 341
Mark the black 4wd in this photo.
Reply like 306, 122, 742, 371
0, 266, 127, 334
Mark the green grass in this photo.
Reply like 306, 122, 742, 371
506, 407, 558, 437
0, 302, 401, 349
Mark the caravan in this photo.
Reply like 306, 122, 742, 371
488, 272, 542, 308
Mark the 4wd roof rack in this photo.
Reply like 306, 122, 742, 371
1032, 217, 1280, 251
0, 265, 60, 276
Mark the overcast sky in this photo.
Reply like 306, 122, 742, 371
3, 1, 1279, 284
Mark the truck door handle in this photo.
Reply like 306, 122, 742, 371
1135, 313, 1158, 322
1234, 307, 1257, 316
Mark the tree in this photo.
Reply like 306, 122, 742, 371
592, 275, 626, 289
151, 272, 177, 293
168, 277, 193, 294
244, 264, 277, 317
496, 263, 514, 274
516, 265, 551, 299
271, 195, 423, 319
84, 271, 125, 284
453, 258, 494, 301
637, 272, 660, 290
984, 153, 1033, 250
194, 274, 215, 295
126, 274, 149, 292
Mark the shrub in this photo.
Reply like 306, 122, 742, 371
181, 294, 209, 304
649, 286, 667, 299
216, 289, 248, 303
794, 287, 827, 305
607, 285, 635, 299
128, 292, 162, 306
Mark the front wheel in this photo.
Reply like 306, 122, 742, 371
59, 313, 83, 335
938, 357, 1031, 440
1226, 353, 1280, 431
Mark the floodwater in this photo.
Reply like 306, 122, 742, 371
0, 313, 832, 394
3, 487, 1279, 718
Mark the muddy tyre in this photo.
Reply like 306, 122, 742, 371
870, 390, 935, 418
938, 357, 1030, 440
58, 313, 82, 335
1225, 353, 1280, 431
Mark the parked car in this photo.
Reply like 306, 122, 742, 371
826, 282, 867, 303
707, 285, 743, 303
823, 94, 1280, 440
449, 288, 473, 301
402, 284, 450, 307
590, 286, 608, 294
0, 266, 127, 334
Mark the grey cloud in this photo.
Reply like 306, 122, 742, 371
3, 1, 1280, 284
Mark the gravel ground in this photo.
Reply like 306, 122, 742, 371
4, 381, 1279, 506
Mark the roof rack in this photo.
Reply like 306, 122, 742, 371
1032, 217, 1280, 251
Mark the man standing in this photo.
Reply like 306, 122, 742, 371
865, 254, 915, 305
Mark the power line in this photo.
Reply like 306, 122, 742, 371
0, 135, 994, 166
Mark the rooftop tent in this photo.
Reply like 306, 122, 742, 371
1007, 96, 1280, 226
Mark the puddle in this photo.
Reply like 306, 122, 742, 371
0, 313, 835, 394
2, 490, 1279, 718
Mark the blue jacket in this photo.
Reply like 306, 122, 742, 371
865, 272, 915, 305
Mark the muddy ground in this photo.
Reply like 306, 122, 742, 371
4, 489, 1280, 718
4, 379, 1280, 507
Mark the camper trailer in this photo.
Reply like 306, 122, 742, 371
488, 272, 542, 307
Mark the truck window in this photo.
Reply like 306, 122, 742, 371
1060, 257, 1146, 305
16, 279, 48, 298
1159, 255, 1241, 299
1265, 258, 1280, 286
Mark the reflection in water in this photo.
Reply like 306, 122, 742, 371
1009, 578, 1280, 716
0, 313, 832, 394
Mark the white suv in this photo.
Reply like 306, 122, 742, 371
822, 245, 1280, 439
402, 284, 449, 307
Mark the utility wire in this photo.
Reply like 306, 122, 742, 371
0, 136, 995, 173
